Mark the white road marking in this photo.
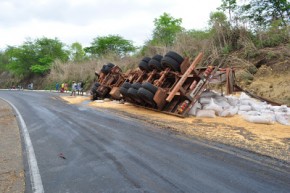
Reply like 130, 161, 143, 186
1, 98, 44, 193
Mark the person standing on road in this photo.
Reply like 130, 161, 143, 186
70, 81, 77, 96
77, 82, 81, 95
60, 83, 64, 93
56, 83, 60, 92
80, 81, 84, 96
64, 83, 68, 93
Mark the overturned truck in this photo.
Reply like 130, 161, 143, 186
91, 51, 236, 117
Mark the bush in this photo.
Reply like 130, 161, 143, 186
30, 64, 51, 75
255, 21, 289, 48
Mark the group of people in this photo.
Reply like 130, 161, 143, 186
70, 81, 85, 96
55, 81, 84, 96
55, 82, 68, 93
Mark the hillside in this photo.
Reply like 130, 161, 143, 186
232, 44, 290, 105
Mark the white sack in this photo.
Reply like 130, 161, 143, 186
239, 92, 251, 100
275, 113, 290, 126
219, 106, 239, 117
219, 109, 231, 117
238, 111, 248, 115
239, 105, 252, 111
240, 99, 256, 106
287, 108, 290, 116
243, 115, 275, 125
271, 105, 288, 113
215, 99, 231, 109
226, 95, 239, 106
229, 106, 239, 116
261, 112, 276, 122
188, 102, 202, 116
244, 111, 261, 116
199, 97, 212, 104
196, 109, 216, 118
203, 98, 223, 115
251, 102, 267, 111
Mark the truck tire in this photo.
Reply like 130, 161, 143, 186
142, 57, 151, 63
127, 88, 138, 99
107, 63, 115, 68
120, 87, 128, 97
137, 88, 154, 102
139, 61, 150, 72
161, 56, 181, 72
165, 51, 184, 64
94, 82, 100, 87
152, 54, 163, 62
101, 65, 112, 74
148, 59, 163, 71
131, 82, 142, 90
142, 82, 158, 94
121, 82, 131, 89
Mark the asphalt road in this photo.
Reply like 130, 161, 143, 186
0, 90, 289, 193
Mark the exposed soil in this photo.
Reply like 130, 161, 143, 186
0, 99, 25, 193
247, 66, 290, 105
233, 44, 290, 106
62, 96, 290, 163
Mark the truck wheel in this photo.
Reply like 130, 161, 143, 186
131, 82, 142, 90
139, 61, 150, 72
101, 66, 112, 74
120, 87, 128, 97
91, 93, 98, 100
148, 59, 163, 71
152, 54, 163, 62
121, 82, 131, 89
142, 82, 158, 94
127, 88, 138, 99
161, 56, 180, 72
142, 57, 151, 63
137, 88, 154, 102
165, 51, 184, 64
107, 63, 115, 68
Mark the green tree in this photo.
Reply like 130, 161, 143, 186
219, 0, 237, 21
241, 0, 290, 28
84, 35, 136, 57
152, 12, 183, 46
6, 37, 69, 76
0, 51, 9, 72
6, 43, 36, 76
30, 37, 69, 75
70, 42, 86, 62
209, 11, 230, 51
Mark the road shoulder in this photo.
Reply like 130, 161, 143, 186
0, 98, 25, 193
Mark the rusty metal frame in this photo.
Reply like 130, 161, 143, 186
92, 52, 238, 117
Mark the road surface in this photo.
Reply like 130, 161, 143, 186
0, 90, 289, 193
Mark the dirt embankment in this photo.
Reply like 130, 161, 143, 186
233, 45, 290, 105
62, 96, 290, 163
0, 99, 25, 193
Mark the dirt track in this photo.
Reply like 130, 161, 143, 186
0, 99, 24, 193
63, 96, 290, 163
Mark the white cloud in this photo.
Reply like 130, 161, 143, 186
0, 0, 221, 49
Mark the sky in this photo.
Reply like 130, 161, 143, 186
0, 0, 221, 50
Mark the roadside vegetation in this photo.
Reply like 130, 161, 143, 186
0, 0, 289, 103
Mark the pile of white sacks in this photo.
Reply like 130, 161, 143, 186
188, 90, 290, 126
